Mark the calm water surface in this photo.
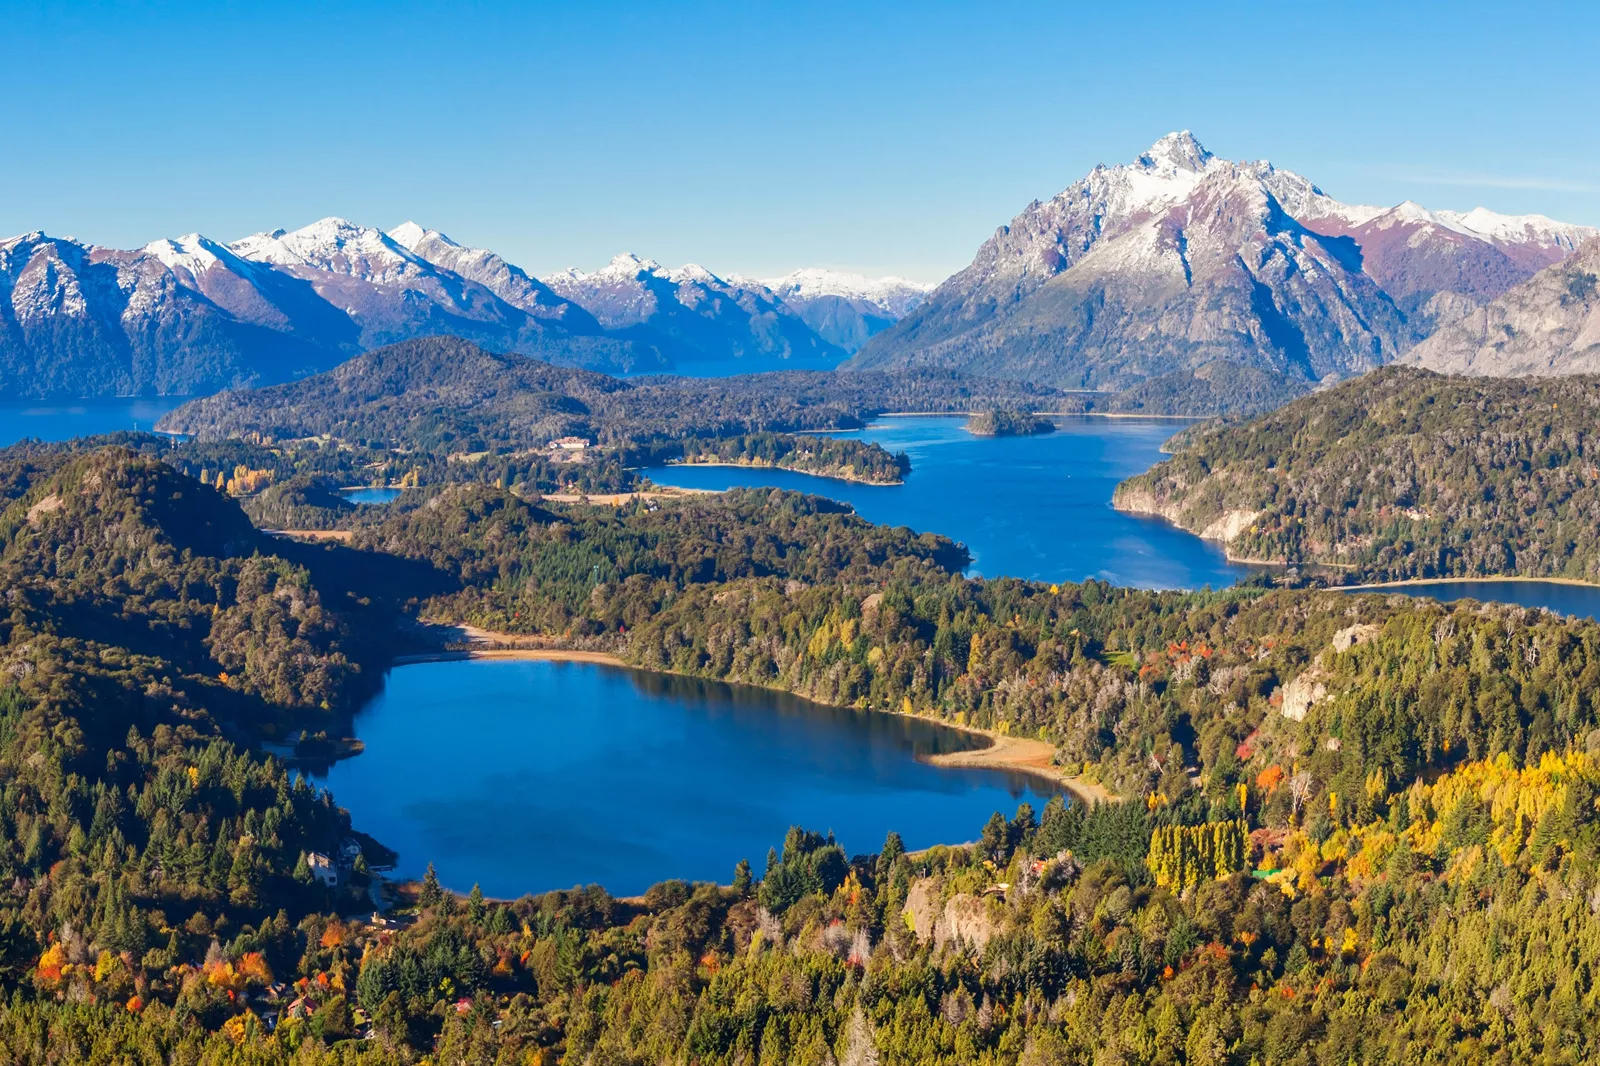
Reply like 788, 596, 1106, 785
648, 416, 1250, 590
315, 659, 1054, 897
0, 397, 189, 446
342, 487, 405, 505
1349, 581, 1600, 621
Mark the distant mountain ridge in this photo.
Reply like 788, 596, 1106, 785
756, 269, 934, 352
0, 219, 928, 397
850, 131, 1597, 392
541, 253, 845, 369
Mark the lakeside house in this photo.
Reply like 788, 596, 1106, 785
306, 852, 338, 888
548, 436, 591, 451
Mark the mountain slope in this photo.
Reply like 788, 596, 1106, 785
1401, 236, 1600, 375
851, 132, 1596, 390
544, 254, 846, 368
1113, 366, 1600, 581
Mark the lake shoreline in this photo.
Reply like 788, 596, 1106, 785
873, 410, 1195, 421
913, 724, 1115, 807
663, 458, 902, 486
391, 647, 628, 667
1340, 575, 1600, 591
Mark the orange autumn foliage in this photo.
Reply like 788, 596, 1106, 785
36, 943, 66, 983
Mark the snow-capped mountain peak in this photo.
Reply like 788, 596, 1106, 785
230, 217, 426, 283
604, 252, 660, 277
763, 268, 934, 317
385, 220, 458, 252
1137, 130, 1214, 175
140, 233, 244, 276
663, 263, 720, 285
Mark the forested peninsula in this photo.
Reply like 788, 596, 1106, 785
156, 338, 1098, 488
1115, 366, 1600, 583
4, 422, 1600, 1062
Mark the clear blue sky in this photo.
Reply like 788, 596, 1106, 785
5, 0, 1597, 282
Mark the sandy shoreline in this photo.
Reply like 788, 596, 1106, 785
921, 728, 1115, 806
392, 647, 629, 667
1342, 575, 1600, 591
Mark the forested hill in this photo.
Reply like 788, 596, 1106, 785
157, 336, 1076, 451
1114, 366, 1600, 582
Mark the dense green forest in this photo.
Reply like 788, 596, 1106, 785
964, 409, 1056, 438
4, 440, 1600, 1062
1115, 366, 1600, 583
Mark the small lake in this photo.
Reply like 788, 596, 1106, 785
314, 658, 1054, 897
0, 397, 190, 446
342, 487, 405, 505
647, 415, 1251, 590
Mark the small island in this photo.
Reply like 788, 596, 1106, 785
965, 407, 1057, 437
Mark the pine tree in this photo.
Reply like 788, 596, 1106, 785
419, 863, 443, 908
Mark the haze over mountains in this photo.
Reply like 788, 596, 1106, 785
0, 220, 928, 397
850, 132, 1597, 392
3, 131, 1596, 401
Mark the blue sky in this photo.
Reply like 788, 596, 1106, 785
4, 0, 1597, 281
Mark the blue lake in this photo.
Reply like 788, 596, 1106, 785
648, 415, 1252, 590
342, 487, 405, 505
315, 659, 1053, 897
0, 397, 190, 446
1347, 581, 1600, 621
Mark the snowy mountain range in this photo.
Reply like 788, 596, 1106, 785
757, 270, 933, 352
540, 253, 842, 368
850, 131, 1598, 391
0, 220, 929, 396
4, 138, 1592, 400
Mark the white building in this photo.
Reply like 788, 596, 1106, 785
306, 852, 338, 888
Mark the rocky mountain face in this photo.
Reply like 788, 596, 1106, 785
1401, 236, 1600, 375
759, 269, 934, 352
543, 254, 846, 369
850, 132, 1597, 391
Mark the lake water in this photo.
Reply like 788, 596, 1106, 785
0, 397, 190, 446
342, 487, 405, 505
647, 415, 1252, 590
315, 658, 1054, 897
1349, 581, 1600, 621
